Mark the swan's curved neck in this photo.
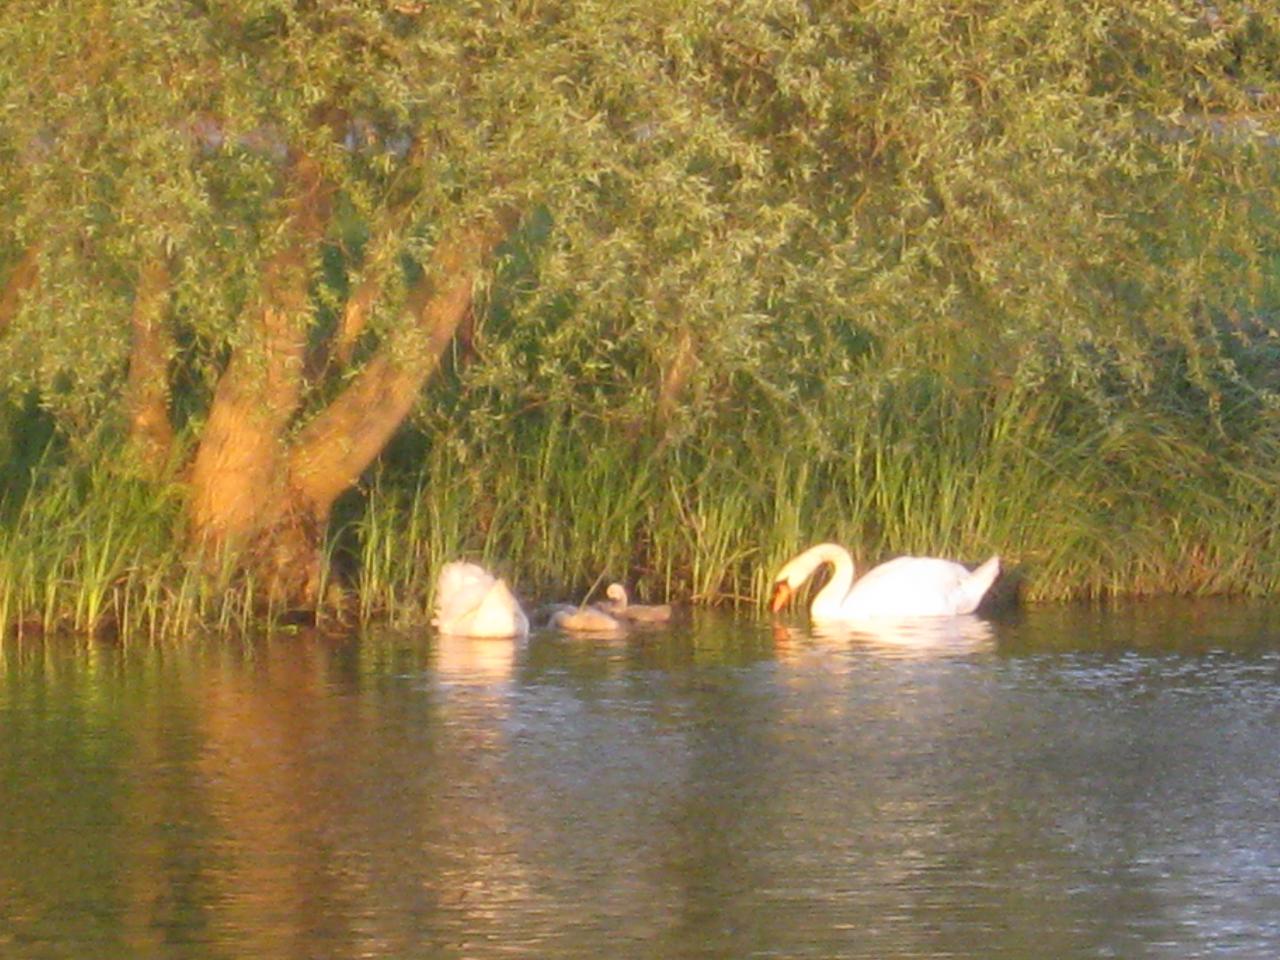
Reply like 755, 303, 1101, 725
795, 543, 856, 620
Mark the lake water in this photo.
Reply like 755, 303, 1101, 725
3, 600, 1280, 959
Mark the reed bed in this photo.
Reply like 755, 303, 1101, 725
0, 457, 296, 641
2, 357, 1280, 642
332, 370, 1280, 622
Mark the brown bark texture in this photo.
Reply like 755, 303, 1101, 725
288, 227, 494, 516
183, 152, 499, 605
186, 153, 333, 587
124, 258, 176, 477
4, 152, 496, 607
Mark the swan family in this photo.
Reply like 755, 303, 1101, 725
433, 543, 1000, 638
433, 564, 673, 638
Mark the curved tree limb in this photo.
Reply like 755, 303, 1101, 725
288, 224, 503, 515
187, 151, 335, 542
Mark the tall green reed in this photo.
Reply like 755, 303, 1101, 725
6, 349, 1280, 643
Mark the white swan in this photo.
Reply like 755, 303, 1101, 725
601, 583, 673, 623
547, 603, 627, 635
770, 543, 1000, 622
433, 561, 529, 638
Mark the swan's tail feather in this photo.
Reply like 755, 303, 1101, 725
952, 555, 1001, 615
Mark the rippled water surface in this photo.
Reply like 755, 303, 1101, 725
4, 600, 1280, 959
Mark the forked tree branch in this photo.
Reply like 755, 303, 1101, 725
332, 190, 425, 368
187, 151, 336, 540
254, 151, 335, 421
288, 223, 504, 513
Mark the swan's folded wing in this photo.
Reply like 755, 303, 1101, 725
842, 555, 996, 619
457, 579, 528, 638
434, 561, 499, 630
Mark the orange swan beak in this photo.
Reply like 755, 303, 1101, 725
769, 581, 793, 613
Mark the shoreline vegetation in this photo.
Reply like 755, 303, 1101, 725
5, 349, 1280, 641
3, 2, 1280, 639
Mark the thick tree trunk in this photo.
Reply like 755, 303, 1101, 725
186, 161, 499, 606
186, 154, 333, 603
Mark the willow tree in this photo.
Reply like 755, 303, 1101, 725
1, 1, 1277, 605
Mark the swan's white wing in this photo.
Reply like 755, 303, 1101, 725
467, 578, 529, 637
434, 562, 528, 637
433, 561, 494, 628
840, 556, 994, 619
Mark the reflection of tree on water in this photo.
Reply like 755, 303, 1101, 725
194, 638, 380, 956
0, 634, 549, 957
4, 614, 1280, 957
191, 632, 552, 956
0, 640, 215, 955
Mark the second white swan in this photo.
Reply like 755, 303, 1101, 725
433, 561, 530, 638
770, 543, 1000, 622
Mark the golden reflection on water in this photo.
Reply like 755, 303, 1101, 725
0, 634, 535, 957
431, 632, 517, 684
202, 634, 559, 958
3, 604, 1280, 959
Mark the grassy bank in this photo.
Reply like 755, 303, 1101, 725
4, 0, 1279, 641
4, 352, 1280, 640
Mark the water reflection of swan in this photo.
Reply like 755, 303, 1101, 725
817, 615, 996, 656
773, 615, 996, 659
771, 543, 1000, 622
432, 632, 517, 683
433, 561, 529, 638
